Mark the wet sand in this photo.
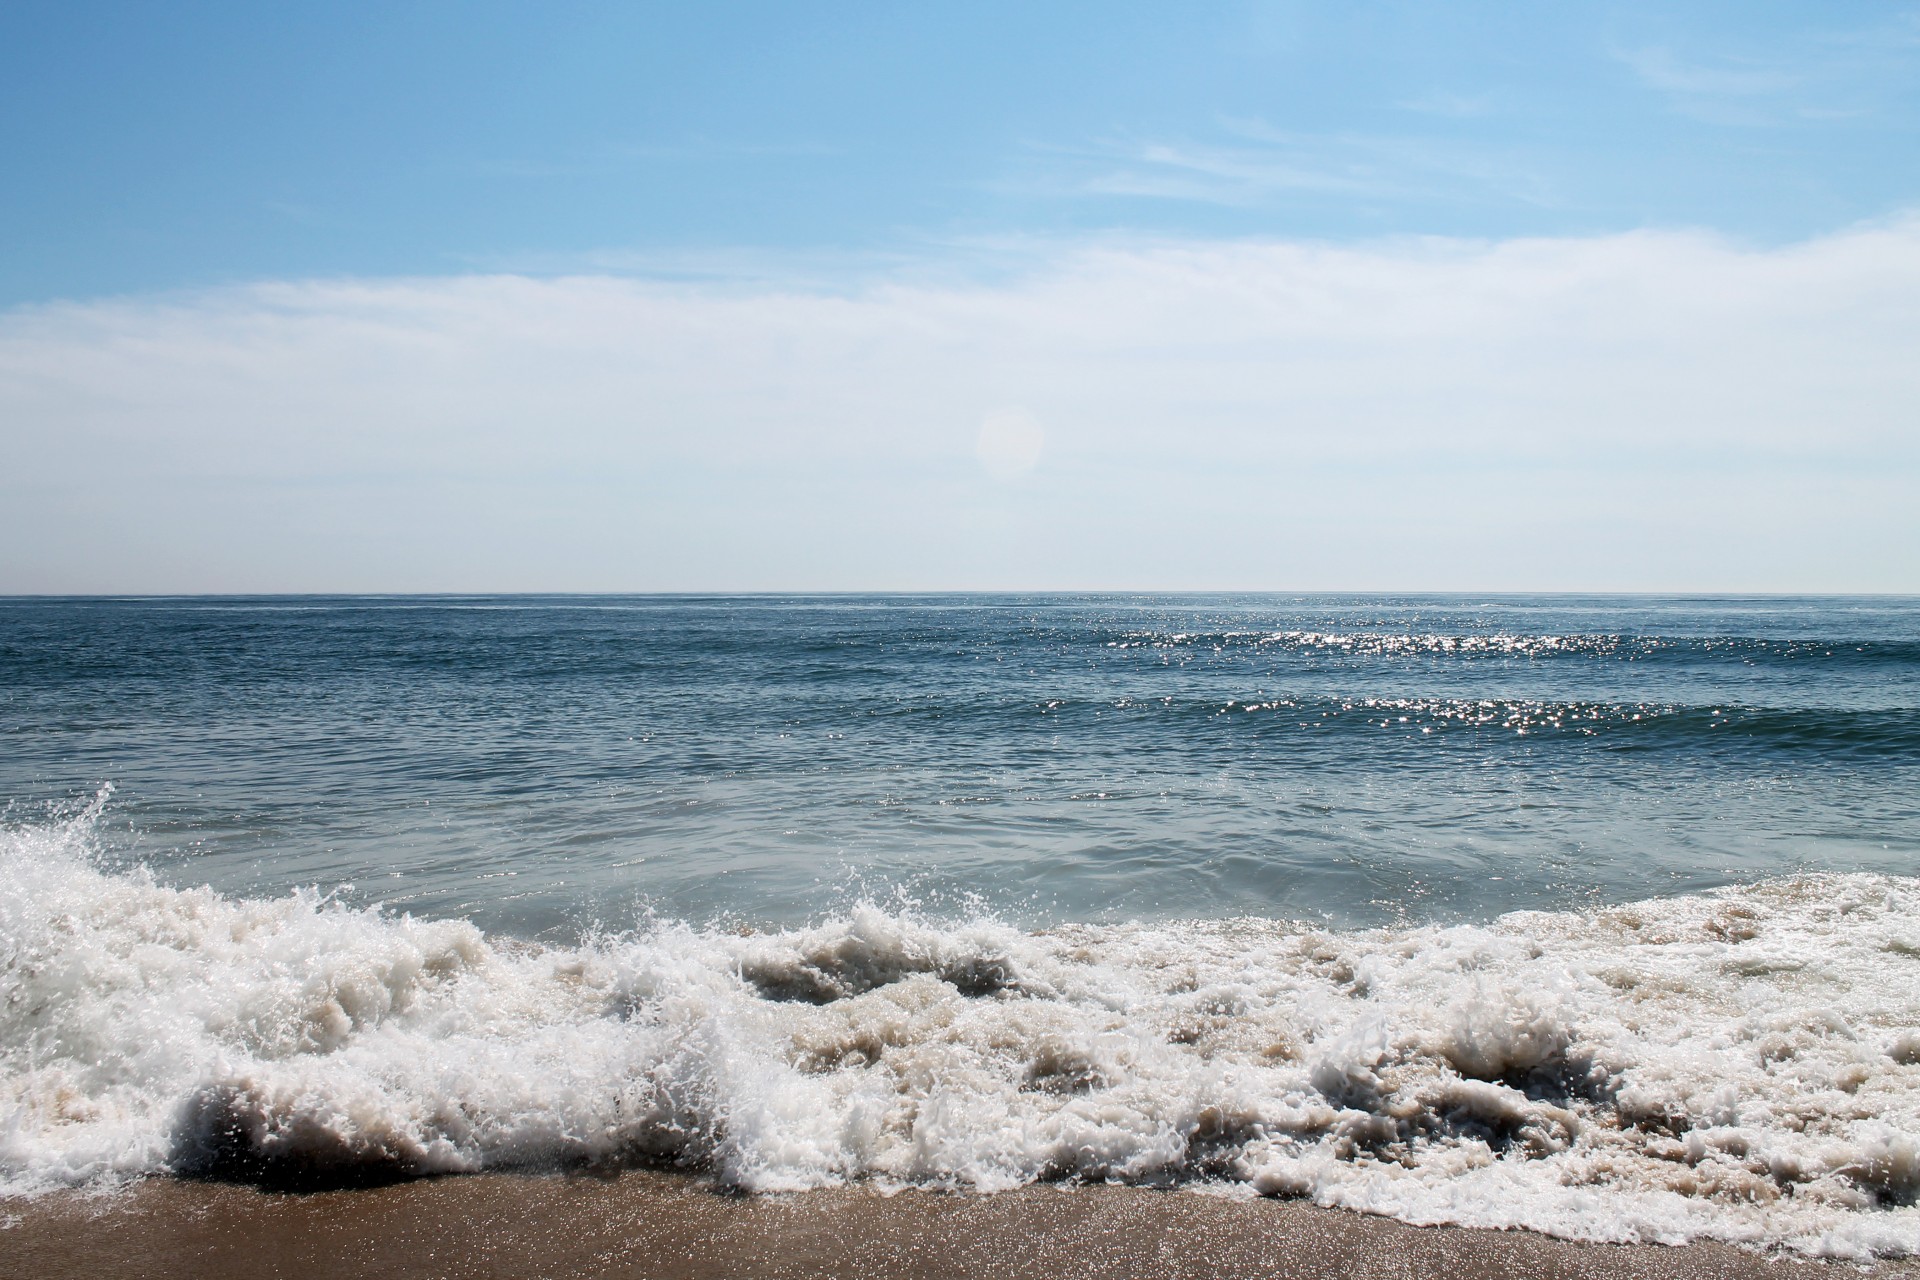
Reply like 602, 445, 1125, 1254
5, 1174, 1917, 1280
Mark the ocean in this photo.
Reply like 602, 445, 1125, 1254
4, 594, 1919, 1256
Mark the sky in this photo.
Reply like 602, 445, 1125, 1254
2, 1, 1918, 592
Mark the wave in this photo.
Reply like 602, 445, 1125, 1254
3, 796, 1919, 1258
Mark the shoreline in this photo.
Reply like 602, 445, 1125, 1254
5, 1173, 1918, 1280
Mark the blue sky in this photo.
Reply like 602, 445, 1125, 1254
2, 2, 1918, 591
6, 1, 1918, 300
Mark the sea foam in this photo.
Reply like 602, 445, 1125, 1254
4, 799, 1919, 1258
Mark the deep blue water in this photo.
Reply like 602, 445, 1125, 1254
2, 594, 1916, 937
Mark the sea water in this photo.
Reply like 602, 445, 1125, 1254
3, 595, 1919, 1255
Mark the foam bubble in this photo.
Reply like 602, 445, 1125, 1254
3, 800, 1918, 1257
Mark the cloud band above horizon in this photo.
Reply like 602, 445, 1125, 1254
3, 221, 1917, 593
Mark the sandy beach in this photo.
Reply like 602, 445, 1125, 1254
6, 1173, 1917, 1280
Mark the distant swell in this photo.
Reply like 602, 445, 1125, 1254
4, 798, 1920, 1259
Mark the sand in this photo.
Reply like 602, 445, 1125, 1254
6, 1174, 1919, 1280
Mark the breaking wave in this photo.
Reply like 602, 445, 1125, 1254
4, 796, 1919, 1258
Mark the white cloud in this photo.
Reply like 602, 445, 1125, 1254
2, 221, 1918, 592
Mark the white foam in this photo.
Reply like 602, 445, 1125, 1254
4, 799, 1919, 1257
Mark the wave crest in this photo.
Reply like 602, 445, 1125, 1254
4, 802, 1920, 1257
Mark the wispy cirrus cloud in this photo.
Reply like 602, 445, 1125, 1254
1394, 91, 1496, 119
1617, 46, 1800, 98
1080, 138, 1382, 204
1615, 13, 1920, 125
1056, 122, 1558, 214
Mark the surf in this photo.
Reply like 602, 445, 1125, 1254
5, 798, 1919, 1259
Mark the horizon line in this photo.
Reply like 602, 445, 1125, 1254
4, 589, 1917, 602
